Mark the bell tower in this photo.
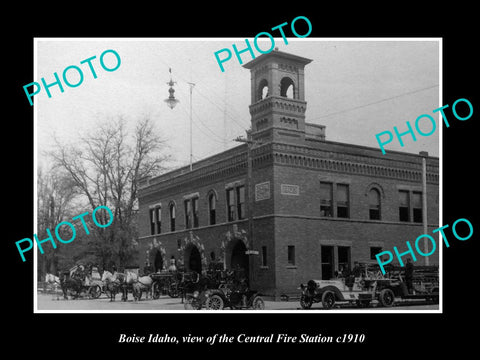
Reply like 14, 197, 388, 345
243, 49, 313, 144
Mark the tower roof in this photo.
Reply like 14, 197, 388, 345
243, 49, 313, 69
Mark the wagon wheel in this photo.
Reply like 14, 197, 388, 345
251, 296, 265, 310
152, 281, 161, 299
69, 287, 81, 299
168, 283, 179, 298
321, 290, 336, 309
206, 294, 224, 310
378, 288, 395, 307
300, 294, 313, 309
89, 285, 102, 299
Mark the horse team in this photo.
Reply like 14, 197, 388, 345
101, 270, 153, 302
43, 268, 154, 302
43, 266, 245, 304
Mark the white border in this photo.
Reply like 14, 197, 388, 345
33, 37, 443, 314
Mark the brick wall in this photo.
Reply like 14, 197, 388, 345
136, 139, 439, 299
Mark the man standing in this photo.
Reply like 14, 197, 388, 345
405, 258, 414, 294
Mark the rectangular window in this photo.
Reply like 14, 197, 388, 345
370, 247, 383, 260
338, 246, 351, 273
320, 182, 333, 217
261, 246, 267, 267
149, 208, 155, 235
170, 204, 176, 232
412, 191, 423, 223
193, 197, 199, 228
321, 245, 334, 280
209, 194, 216, 225
368, 189, 381, 220
399, 190, 410, 222
336, 184, 349, 218
287, 245, 295, 266
237, 186, 245, 220
155, 207, 161, 234
369, 207, 380, 220
184, 199, 192, 229
227, 188, 236, 222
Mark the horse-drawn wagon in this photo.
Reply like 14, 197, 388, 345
150, 271, 184, 299
60, 265, 103, 300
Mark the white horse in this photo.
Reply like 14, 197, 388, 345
125, 270, 153, 301
44, 273, 61, 293
45, 273, 60, 285
101, 271, 125, 301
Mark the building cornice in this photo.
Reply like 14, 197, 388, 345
138, 140, 439, 199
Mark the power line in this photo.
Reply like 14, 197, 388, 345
156, 55, 249, 132
310, 84, 439, 120
191, 87, 249, 131
175, 97, 226, 144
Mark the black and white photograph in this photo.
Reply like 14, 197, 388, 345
7, 7, 479, 354
33, 38, 441, 313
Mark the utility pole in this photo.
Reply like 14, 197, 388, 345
234, 130, 263, 286
420, 151, 429, 266
188, 82, 195, 171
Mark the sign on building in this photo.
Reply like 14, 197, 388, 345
255, 181, 271, 201
281, 184, 300, 196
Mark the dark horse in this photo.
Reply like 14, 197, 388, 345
59, 271, 83, 300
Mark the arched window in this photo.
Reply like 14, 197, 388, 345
169, 202, 176, 232
280, 77, 295, 98
155, 206, 161, 234
368, 188, 381, 220
208, 191, 216, 225
258, 79, 269, 101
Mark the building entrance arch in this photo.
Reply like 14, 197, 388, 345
226, 239, 249, 280
148, 247, 165, 272
184, 243, 203, 274
153, 250, 163, 272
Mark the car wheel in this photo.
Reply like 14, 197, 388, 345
206, 294, 224, 310
184, 298, 200, 310
378, 288, 395, 307
252, 296, 265, 310
321, 290, 335, 309
300, 294, 313, 309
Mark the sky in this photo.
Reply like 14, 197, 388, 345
35, 38, 440, 171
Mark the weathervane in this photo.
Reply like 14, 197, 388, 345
164, 68, 179, 109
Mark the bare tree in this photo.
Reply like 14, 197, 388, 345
37, 167, 78, 278
49, 116, 169, 269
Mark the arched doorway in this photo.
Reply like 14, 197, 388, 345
184, 244, 202, 274
229, 239, 249, 280
148, 248, 164, 272
153, 250, 163, 272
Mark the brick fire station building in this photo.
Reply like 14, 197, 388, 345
137, 49, 439, 299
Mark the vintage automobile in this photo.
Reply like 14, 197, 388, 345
381, 265, 439, 304
299, 262, 439, 309
183, 272, 213, 310
204, 282, 265, 310
299, 278, 389, 309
